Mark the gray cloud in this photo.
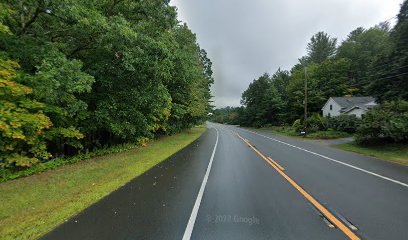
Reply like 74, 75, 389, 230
171, 0, 403, 107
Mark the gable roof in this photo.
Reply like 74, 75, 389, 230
331, 97, 376, 110
342, 105, 368, 113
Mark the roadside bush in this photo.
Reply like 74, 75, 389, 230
292, 113, 328, 133
307, 130, 350, 139
356, 100, 408, 144
0, 138, 148, 182
308, 113, 328, 132
328, 115, 361, 133
293, 114, 328, 133
292, 119, 302, 132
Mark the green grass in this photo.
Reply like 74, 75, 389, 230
256, 126, 351, 139
306, 130, 351, 139
257, 126, 299, 137
0, 127, 206, 240
335, 142, 408, 166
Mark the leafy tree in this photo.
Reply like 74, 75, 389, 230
165, 24, 214, 133
0, 56, 52, 168
27, 51, 94, 154
0, 2, 11, 34
286, 64, 325, 122
241, 74, 283, 127
337, 26, 391, 94
367, 0, 408, 101
88, 16, 173, 141
314, 58, 352, 97
270, 69, 290, 123
210, 107, 242, 125
0, 0, 213, 171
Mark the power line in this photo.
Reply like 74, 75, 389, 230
343, 54, 408, 76
365, 59, 403, 72
383, 15, 398, 22
371, 71, 408, 81
365, 64, 408, 76
350, 64, 408, 82
348, 71, 408, 90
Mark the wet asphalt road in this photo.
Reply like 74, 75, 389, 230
41, 123, 408, 240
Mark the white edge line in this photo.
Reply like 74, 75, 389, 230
182, 127, 219, 240
239, 127, 408, 188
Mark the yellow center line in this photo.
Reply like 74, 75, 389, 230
235, 132, 360, 240
267, 157, 285, 171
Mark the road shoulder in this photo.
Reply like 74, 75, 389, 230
0, 127, 207, 240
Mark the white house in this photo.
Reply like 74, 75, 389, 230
322, 97, 377, 118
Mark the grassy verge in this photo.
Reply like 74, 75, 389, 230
256, 126, 351, 139
334, 142, 408, 166
306, 131, 351, 139
0, 127, 206, 240
261, 126, 298, 136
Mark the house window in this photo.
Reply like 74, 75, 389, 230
330, 104, 333, 110
328, 113, 331, 117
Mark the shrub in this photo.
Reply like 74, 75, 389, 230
308, 113, 328, 132
292, 119, 302, 132
308, 130, 350, 139
328, 115, 361, 133
0, 139, 146, 182
356, 100, 408, 144
293, 114, 328, 133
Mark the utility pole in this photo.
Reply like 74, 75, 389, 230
303, 67, 308, 137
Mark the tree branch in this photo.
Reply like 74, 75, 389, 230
18, 0, 44, 36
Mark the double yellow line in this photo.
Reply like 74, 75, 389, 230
236, 133, 360, 240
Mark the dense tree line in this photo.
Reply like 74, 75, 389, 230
212, 0, 408, 135
0, 0, 213, 169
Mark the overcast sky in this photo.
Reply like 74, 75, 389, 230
170, 0, 404, 108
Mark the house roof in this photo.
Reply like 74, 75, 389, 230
331, 97, 377, 112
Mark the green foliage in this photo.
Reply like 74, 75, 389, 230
292, 119, 302, 132
165, 25, 213, 133
0, 127, 205, 240
307, 130, 350, 139
287, 63, 326, 120
328, 115, 361, 133
0, 0, 213, 172
305, 31, 337, 64
0, 2, 11, 34
314, 58, 352, 97
356, 100, 408, 143
337, 25, 391, 94
210, 107, 243, 125
0, 137, 145, 183
307, 113, 328, 132
241, 73, 283, 127
292, 114, 328, 133
335, 142, 408, 166
0, 57, 52, 168
366, 1, 408, 101
26, 51, 94, 153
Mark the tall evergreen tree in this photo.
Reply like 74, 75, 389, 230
306, 32, 337, 64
